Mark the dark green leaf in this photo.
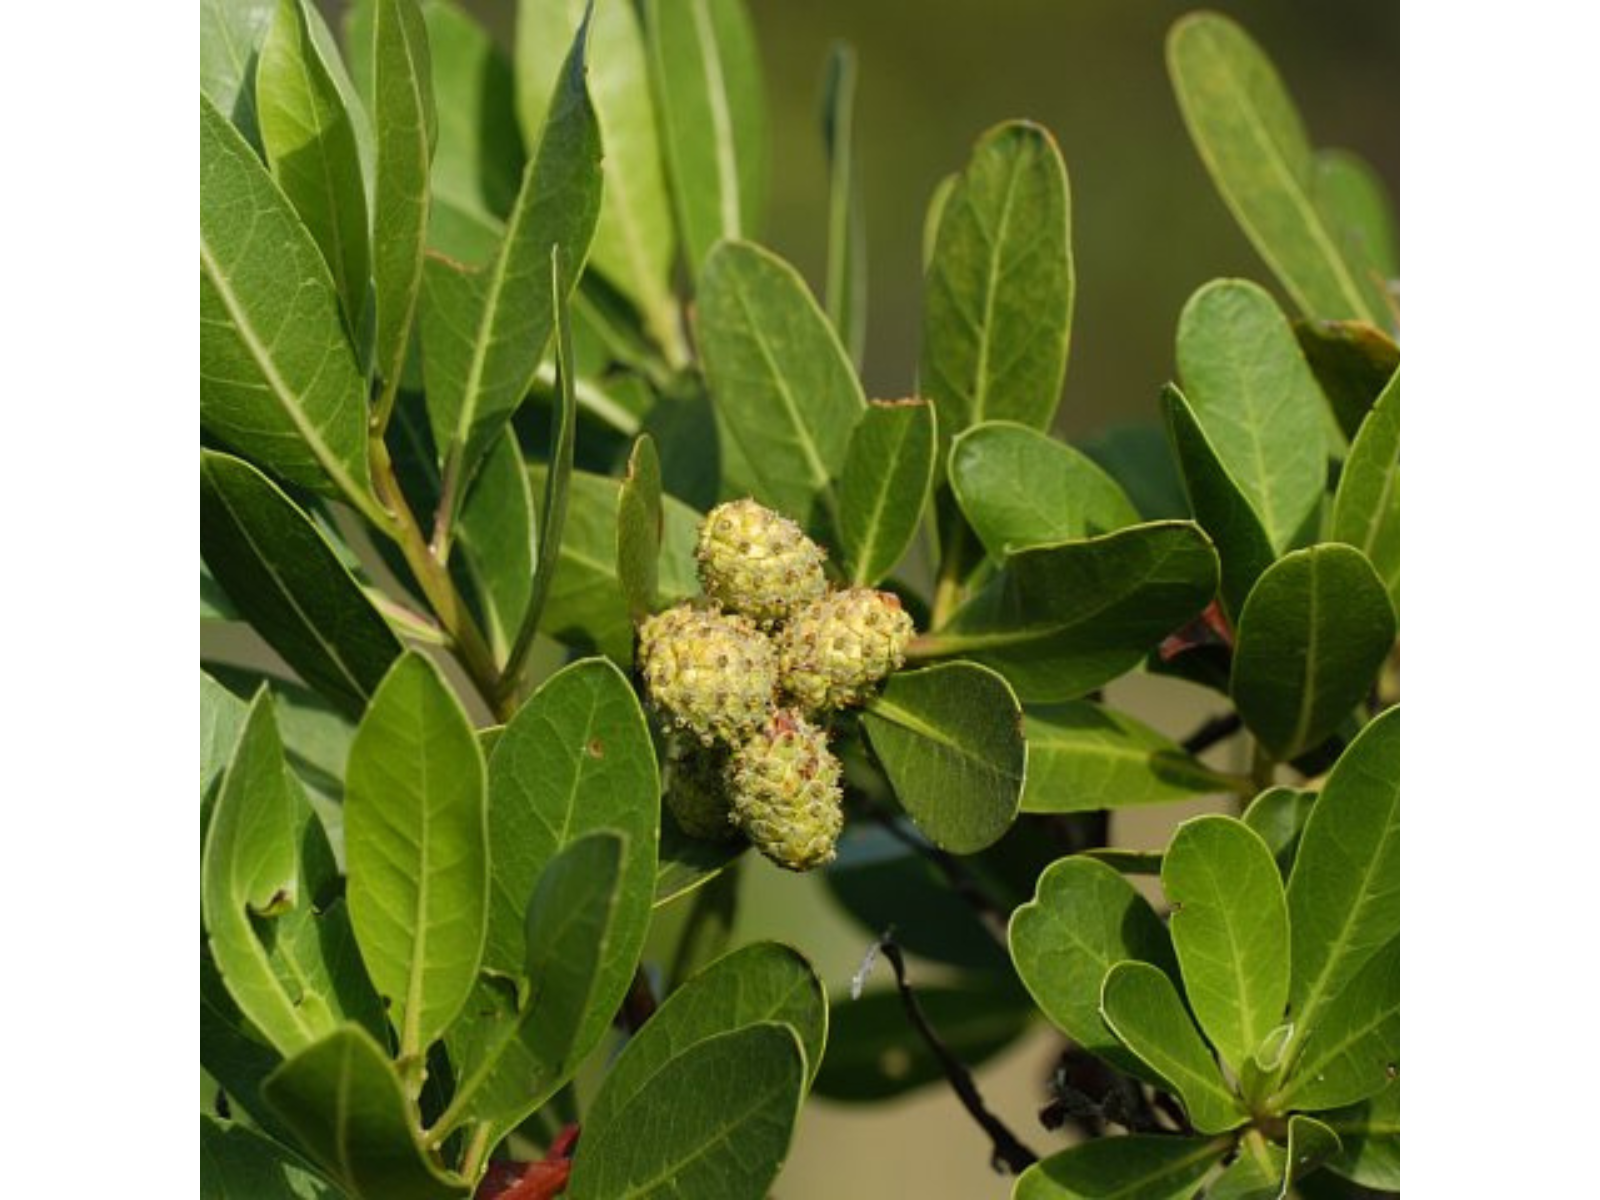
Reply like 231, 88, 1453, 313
1313, 148, 1397, 292
1014, 1135, 1229, 1200
617, 434, 664, 621
1294, 320, 1400, 443
262, 1024, 468, 1198
200, 94, 381, 520
695, 239, 866, 530
202, 560, 241, 620
860, 662, 1024, 853
1099, 961, 1249, 1134
644, 0, 768, 279
821, 41, 866, 366
1080, 424, 1192, 523
1331, 373, 1399, 609
202, 941, 297, 1143
1082, 848, 1166, 877
1275, 938, 1398, 1112
1240, 786, 1316, 878
1231, 546, 1395, 761
1205, 1135, 1284, 1200
201, 452, 402, 719
202, 0, 275, 146
1284, 1114, 1345, 1184
1009, 857, 1177, 1077
920, 121, 1073, 436
1022, 701, 1234, 814
1163, 815, 1290, 1075
565, 1023, 804, 1200
455, 430, 535, 662
655, 819, 745, 905
202, 671, 251, 809
346, 653, 489, 1058
1166, 13, 1388, 325
931, 521, 1219, 703
666, 859, 741, 990
1319, 1079, 1400, 1190
200, 1114, 344, 1199
838, 399, 936, 586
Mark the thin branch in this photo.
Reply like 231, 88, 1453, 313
1180, 711, 1243, 756
854, 792, 1010, 942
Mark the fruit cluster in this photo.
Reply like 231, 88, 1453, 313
638, 499, 914, 870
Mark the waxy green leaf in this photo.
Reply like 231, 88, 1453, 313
454, 429, 534, 662
1100, 961, 1249, 1134
1081, 424, 1192, 523
920, 120, 1073, 436
1204, 1135, 1284, 1200
1295, 319, 1399, 443
1022, 701, 1232, 813
860, 662, 1025, 854
1015, 1136, 1229, 1200
696, 240, 866, 530
202, 943, 298, 1144
1163, 816, 1290, 1075
838, 399, 936, 586
1313, 149, 1398, 288
655, 819, 745, 905
200, 1115, 342, 1199
202, 671, 251, 810
202, 0, 276, 146
617, 434, 664, 622
1320, 1079, 1400, 1190
346, 653, 488, 1058
1241, 786, 1317, 879
821, 41, 866, 366
1275, 937, 1398, 1112
201, 451, 402, 720
1231, 546, 1396, 761
1009, 857, 1177, 1076
644, 0, 768, 278
1331, 372, 1400, 609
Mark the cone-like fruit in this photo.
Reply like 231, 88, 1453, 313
777, 587, 915, 712
696, 498, 828, 627
663, 741, 738, 841
638, 603, 777, 746
728, 710, 843, 871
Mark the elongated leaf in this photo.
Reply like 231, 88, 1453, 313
200, 94, 379, 518
258, 0, 371, 331
202, 671, 251, 809
920, 120, 1073, 436
617, 434, 664, 621
346, 653, 488, 1058
200, 1115, 343, 1199
202, 0, 276, 146
1175, 279, 1327, 554
1167, 13, 1387, 325
838, 399, 936, 586
931, 521, 1219, 702
202, 942, 297, 1142
1022, 701, 1231, 813
1100, 961, 1249, 1134
821, 40, 865, 365
1331, 373, 1399, 608
860, 662, 1024, 853
518, 0, 680, 359
655, 819, 744, 905
1320, 1080, 1399, 1190
1015, 1135, 1229, 1200
1009, 857, 1177, 1077
454, 429, 534, 661
1313, 149, 1398, 285
1231, 546, 1396, 761
201, 451, 401, 719
1285, 708, 1399, 1058
952, 422, 1141, 556
1275, 935, 1398, 1112
1241, 786, 1316, 878
262, 1025, 467, 1198
1295, 319, 1400, 443
696, 239, 866, 529
566, 1023, 805, 1200
369, 0, 436, 401
1163, 816, 1290, 1075
645, 0, 768, 278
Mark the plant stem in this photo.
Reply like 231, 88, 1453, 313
1250, 741, 1277, 792
930, 517, 972, 630
1180, 712, 1243, 756
458, 1122, 493, 1183
856, 793, 1010, 943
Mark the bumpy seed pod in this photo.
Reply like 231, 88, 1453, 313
696, 498, 828, 627
637, 603, 778, 746
777, 587, 915, 713
727, 710, 844, 871
663, 742, 739, 841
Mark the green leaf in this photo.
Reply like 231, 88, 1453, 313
200, 1115, 344, 1199
1294, 320, 1400, 444
1022, 701, 1233, 813
1014, 1135, 1229, 1200
202, 671, 251, 809
1166, 13, 1387, 326
931, 521, 1220, 703
920, 120, 1073, 436
1331, 373, 1399, 609
202, 0, 275, 147
482, 659, 659, 979
201, 451, 402, 719
695, 239, 866, 530
1283, 1114, 1344, 1185
952, 422, 1141, 557
258, 0, 371, 332
665, 860, 741, 990
655, 820, 744, 905
566, 1023, 805, 1200
518, 0, 680, 360
1099, 961, 1250, 1134
922, 171, 958, 271
587, 941, 826, 1133
424, 13, 601, 515
346, 653, 489, 1058
262, 1025, 468, 1198
369, 0, 437, 402
1175, 279, 1327, 555
644, 0, 768, 279
816, 979, 1032, 1103
1081, 424, 1191, 523
1241, 786, 1316, 879
1231, 546, 1396, 761
617, 434, 664, 621
1275, 938, 1398, 1112
1284, 708, 1399, 1059
1320, 1079, 1399, 1190
202, 942, 297, 1143
1313, 148, 1397, 291
200, 94, 380, 520
1008, 857, 1177, 1077
838, 399, 936, 586
859, 662, 1024, 853
1162, 815, 1290, 1076
454, 429, 534, 662
821, 40, 866, 366
1205, 1135, 1284, 1200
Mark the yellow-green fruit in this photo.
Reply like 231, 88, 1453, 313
638, 603, 777, 746
728, 710, 843, 871
696, 498, 828, 627
663, 743, 738, 841
777, 587, 915, 712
